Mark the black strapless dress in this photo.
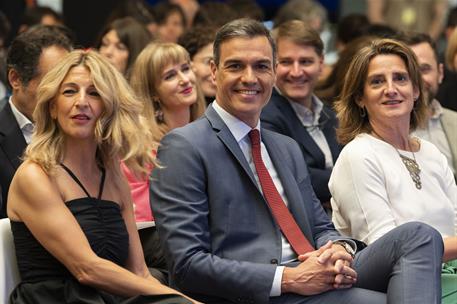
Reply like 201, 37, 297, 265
9, 164, 191, 304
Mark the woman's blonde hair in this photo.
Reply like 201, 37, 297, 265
129, 42, 206, 142
445, 29, 457, 72
24, 49, 155, 175
334, 38, 428, 145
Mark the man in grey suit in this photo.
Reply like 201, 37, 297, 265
150, 19, 443, 304
401, 32, 457, 177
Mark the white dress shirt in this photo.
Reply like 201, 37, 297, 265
212, 101, 296, 297
9, 97, 34, 144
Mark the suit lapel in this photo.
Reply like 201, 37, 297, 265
320, 107, 340, 162
262, 130, 316, 246
0, 103, 27, 169
205, 105, 259, 189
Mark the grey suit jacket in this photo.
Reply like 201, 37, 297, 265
441, 108, 457, 174
0, 100, 27, 218
150, 105, 346, 304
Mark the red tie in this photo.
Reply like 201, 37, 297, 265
249, 129, 314, 255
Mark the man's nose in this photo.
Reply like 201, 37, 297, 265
241, 67, 256, 84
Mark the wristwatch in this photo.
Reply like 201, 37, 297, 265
333, 240, 356, 258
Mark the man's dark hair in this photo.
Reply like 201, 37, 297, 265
272, 20, 324, 56
366, 24, 398, 39
6, 25, 73, 87
21, 6, 62, 28
152, 2, 186, 27
397, 31, 439, 65
178, 25, 217, 59
213, 18, 276, 66
337, 14, 370, 45
447, 7, 457, 28
193, 2, 238, 28
227, 0, 265, 21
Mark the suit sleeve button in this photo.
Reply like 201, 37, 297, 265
270, 258, 278, 264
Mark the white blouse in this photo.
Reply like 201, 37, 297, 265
329, 133, 457, 244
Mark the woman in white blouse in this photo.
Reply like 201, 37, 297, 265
329, 38, 457, 301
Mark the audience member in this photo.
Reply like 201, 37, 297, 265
261, 20, 341, 207
445, 29, 457, 72
169, 0, 199, 29
7, 49, 197, 304
399, 32, 457, 177
178, 26, 217, 105
329, 38, 457, 303
365, 23, 398, 38
274, 0, 326, 32
322, 13, 371, 71
192, 2, 237, 28
316, 36, 373, 105
18, 6, 63, 34
437, 28, 457, 111
152, 2, 186, 43
335, 14, 370, 53
228, 0, 265, 21
106, 0, 158, 36
0, 25, 72, 218
97, 17, 152, 76
150, 18, 443, 304
125, 42, 205, 281
0, 10, 10, 101
367, 0, 447, 41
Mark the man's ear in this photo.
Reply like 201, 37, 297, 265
8, 69, 23, 91
210, 59, 217, 83
438, 62, 444, 84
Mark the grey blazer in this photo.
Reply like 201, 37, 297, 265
150, 105, 346, 304
441, 108, 457, 174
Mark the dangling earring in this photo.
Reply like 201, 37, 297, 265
358, 106, 366, 118
153, 97, 164, 124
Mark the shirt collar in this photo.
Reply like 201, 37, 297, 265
288, 94, 324, 127
9, 96, 33, 130
212, 101, 260, 143
429, 99, 443, 120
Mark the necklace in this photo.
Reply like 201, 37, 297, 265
371, 130, 422, 190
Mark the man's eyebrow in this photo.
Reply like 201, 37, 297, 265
223, 59, 242, 65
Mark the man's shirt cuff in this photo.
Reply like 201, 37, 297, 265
270, 266, 285, 297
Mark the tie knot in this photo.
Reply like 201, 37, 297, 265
249, 129, 260, 147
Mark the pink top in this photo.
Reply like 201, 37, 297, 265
120, 161, 154, 222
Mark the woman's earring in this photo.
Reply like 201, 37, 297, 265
153, 98, 164, 124
358, 106, 366, 118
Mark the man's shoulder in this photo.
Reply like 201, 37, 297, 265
171, 116, 210, 136
0, 96, 7, 111
440, 107, 457, 130
0, 102, 17, 136
442, 107, 457, 118
262, 91, 286, 114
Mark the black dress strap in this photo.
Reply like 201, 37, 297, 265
60, 163, 106, 199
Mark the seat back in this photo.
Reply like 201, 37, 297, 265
0, 218, 20, 303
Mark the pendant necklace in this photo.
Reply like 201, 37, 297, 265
371, 130, 422, 190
